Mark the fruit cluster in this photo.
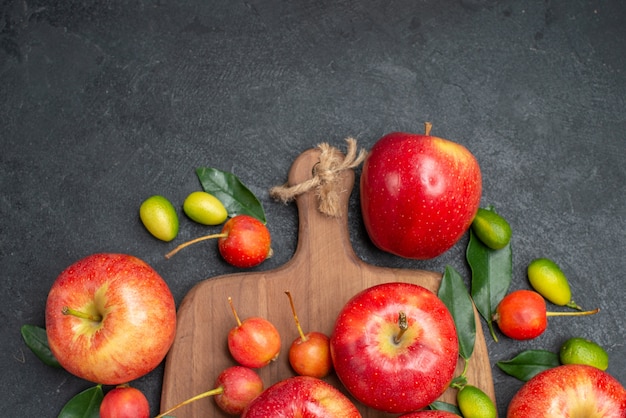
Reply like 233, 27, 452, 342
20, 128, 626, 417
158, 292, 359, 417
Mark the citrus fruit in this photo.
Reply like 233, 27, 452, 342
527, 258, 580, 309
139, 195, 179, 241
560, 337, 609, 371
470, 207, 511, 250
456, 385, 496, 418
183, 191, 228, 225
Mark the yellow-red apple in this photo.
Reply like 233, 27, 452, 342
45, 253, 177, 385
507, 364, 626, 417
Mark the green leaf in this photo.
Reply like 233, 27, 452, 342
438, 265, 476, 360
428, 401, 462, 414
497, 349, 560, 381
466, 229, 512, 341
196, 167, 266, 223
58, 385, 103, 418
20, 324, 62, 368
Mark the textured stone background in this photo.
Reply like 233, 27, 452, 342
2, 0, 625, 416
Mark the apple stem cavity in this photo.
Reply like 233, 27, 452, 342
61, 306, 102, 323
393, 311, 408, 344
546, 307, 600, 317
164, 232, 228, 259
285, 291, 308, 342
154, 387, 224, 418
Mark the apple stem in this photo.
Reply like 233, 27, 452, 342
424, 121, 433, 136
228, 297, 242, 327
62, 306, 102, 323
154, 386, 224, 418
164, 233, 228, 259
546, 307, 599, 317
285, 291, 308, 342
393, 312, 408, 344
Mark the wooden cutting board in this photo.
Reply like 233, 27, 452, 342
161, 147, 496, 417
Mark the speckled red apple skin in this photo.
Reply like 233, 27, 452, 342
507, 364, 626, 418
241, 376, 361, 418
330, 282, 459, 414
360, 131, 482, 260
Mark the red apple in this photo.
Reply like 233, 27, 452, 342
507, 364, 626, 417
227, 297, 281, 368
399, 412, 461, 418
100, 386, 150, 418
45, 253, 177, 385
360, 124, 482, 259
241, 376, 361, 418
330, 282, 459, 413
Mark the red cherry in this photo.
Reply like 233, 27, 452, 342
495, 289, 600, 340
495, 290, 547, 340
227, 297, 281, 368
218, 215, 272, 268
285, 291, 333, 378
165, 214, 272, 268
155, 366, 263, 417
100, 386, 150, 418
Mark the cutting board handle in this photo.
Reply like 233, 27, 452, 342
284, 147, 363, 274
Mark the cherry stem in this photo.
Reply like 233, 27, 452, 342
62, 306, 102, 322
393, 311, 408, 344
155, 386, 224, 418
164, 233, 228, 259
285, 291, 307, 342
424, 121, 433, 136
228, 297, 242, 327
546, 307, 600, 317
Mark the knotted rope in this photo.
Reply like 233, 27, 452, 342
270, 138, 367, 217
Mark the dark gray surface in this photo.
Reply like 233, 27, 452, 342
2, 1, 625, 416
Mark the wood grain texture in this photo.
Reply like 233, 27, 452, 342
161, 148, 496, 417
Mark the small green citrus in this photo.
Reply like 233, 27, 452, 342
457, 385, 496, 418
527, 257, 580, 309
183, 191, 228, 225
139, 195, 179, 242
471, 207, 512, 250
560, 337, 609, 371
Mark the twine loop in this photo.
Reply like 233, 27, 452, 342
270, 138, 367, 217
